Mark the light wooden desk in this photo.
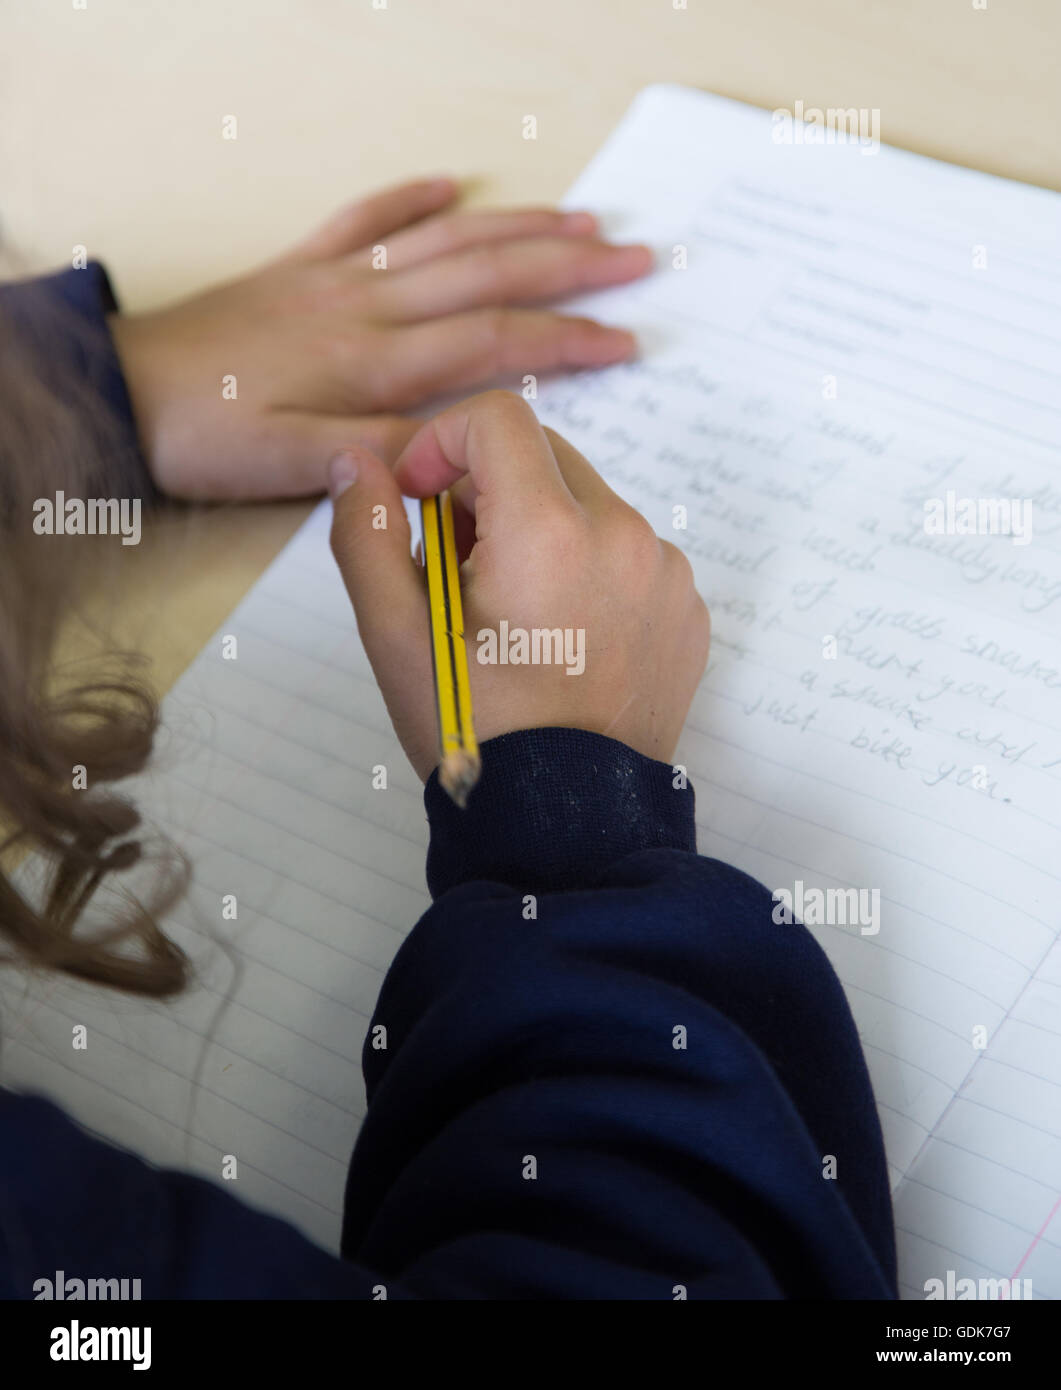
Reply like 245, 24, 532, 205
2, 0, 1057, 694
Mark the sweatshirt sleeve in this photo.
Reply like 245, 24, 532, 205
0, 261, 159, 506
0, 1089, 385, 1301
340, 727, 898, 1298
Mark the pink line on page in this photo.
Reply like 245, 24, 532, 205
1010, 1191, 1061, 1281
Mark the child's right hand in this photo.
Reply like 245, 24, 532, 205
328, 391, 710, 779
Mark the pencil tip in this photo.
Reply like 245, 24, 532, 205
440, 750, 481, 809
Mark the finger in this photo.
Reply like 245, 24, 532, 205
367, 237, 653, 321
374, 207, 599, 271
290, 413, 422, 472
327, 445, 427, 648
171, 413, 421, 502
438, 424, 628, 523
447, 479, 479, 563
392, 390, 576, 536
542, 426, 633, 517
366, 309, 636, 410
270, 413, 422, 498
278, 178, 459, 264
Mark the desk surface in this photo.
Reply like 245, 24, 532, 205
3, 0, 1057, 693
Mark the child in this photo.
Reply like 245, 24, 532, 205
0, 181, 896, 1299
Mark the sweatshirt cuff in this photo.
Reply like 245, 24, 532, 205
0, 261, 160, 507
424, 727, 696, 898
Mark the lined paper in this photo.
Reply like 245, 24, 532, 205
3, 85, 1058, 1295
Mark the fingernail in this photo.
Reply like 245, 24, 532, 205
595, 244, 654, 281
599, 329, 638, 361
612, 243, 654, 263
563, 210, 597, 233
572, 328, 636, 366
327, 451, 358, 499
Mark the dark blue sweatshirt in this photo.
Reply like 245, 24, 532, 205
0, 266, 897, 1299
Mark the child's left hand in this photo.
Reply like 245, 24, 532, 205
109, 177, 652, 501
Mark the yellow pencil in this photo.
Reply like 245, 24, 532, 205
420, 491, 480, 807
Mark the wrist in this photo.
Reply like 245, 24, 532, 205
424, 726, 696, 899
106, 312, 160, 481
0, 262, 161, 506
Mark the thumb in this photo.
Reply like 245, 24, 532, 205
327, 447, 426, 651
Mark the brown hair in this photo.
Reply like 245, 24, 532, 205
0, 280, 189, 997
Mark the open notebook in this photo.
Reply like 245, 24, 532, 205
4, 85, 1059, 1300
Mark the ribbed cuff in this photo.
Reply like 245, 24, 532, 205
424, 727, 696, 899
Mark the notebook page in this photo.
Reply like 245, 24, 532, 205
895, 934, 1061, 1299
2, 85, 1058, 1292
527, 84, 1061, 1298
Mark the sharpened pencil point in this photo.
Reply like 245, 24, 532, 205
440, 750, 481, 809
